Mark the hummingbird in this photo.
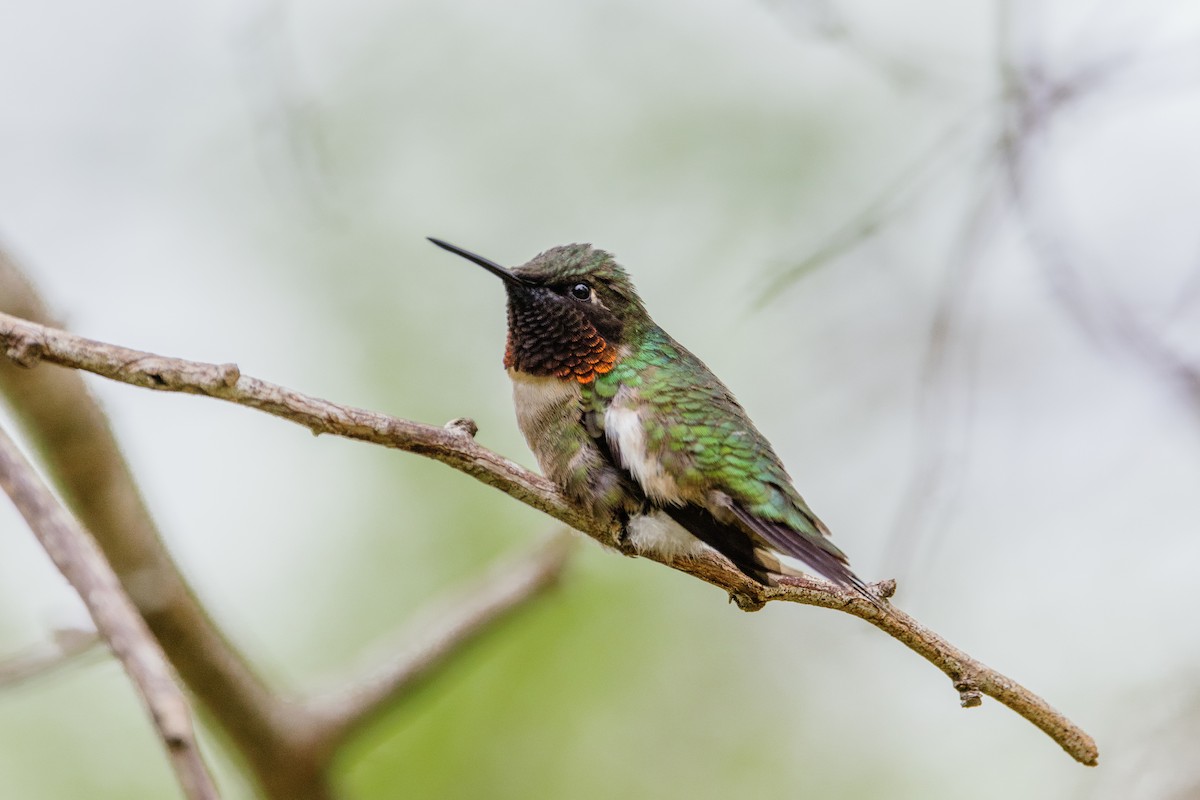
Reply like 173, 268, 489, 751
429, 237, 877, 602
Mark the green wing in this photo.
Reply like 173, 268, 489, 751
587, 326, 871, 596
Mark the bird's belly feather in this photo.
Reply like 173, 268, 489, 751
625, 510, 708, 559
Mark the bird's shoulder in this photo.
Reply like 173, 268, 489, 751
586, 327, 798, 506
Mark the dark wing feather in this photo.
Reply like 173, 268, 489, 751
663, 504, 772, 584
584, 404, 881, 606
730, 503, 879, 603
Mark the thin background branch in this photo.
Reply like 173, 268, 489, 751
0, 422, 219, 800
307, 530, 575, 759
0, 246, 318, 799
761, 0, 1200, 580
0, 626, 100, 688
996, 13, 1200, 412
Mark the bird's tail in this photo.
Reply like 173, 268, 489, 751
731, 504, 887, 610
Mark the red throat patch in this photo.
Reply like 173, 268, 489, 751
504, 333, 515, 370
505, 327, 617, 383
563, 331, 617, 383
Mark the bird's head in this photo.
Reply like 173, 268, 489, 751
429, 238, 650, 383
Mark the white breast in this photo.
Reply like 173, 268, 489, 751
508, 370, 580, 440
605, 401, 682, 504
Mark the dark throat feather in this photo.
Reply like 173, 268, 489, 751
505, 289, 617, 382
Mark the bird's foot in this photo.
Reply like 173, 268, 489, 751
728, 589, 766, 612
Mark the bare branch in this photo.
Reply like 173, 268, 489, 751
0, 423, 220, 799
0, 307, 593, 532
308, 531, 575, 756
0, 627, 100, 688
0, 310, 1098, 766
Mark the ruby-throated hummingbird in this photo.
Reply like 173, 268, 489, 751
429, 237, 876, 601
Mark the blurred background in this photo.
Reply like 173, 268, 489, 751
1, 0, 1198, 797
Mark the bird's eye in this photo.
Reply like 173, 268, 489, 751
570, 283, 592, 300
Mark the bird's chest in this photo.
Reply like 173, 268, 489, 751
507, 369, 584, 449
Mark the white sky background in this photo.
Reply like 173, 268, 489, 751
0, 0, 1199, 797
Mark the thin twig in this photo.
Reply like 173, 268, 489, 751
0, 423, 220, 799
693, 564, 1097, 766
0, 310, 1099, 766
756, 104, 986, 304
0, 627, 100, 688
307, 531, 576, 757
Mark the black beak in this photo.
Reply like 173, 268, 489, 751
427, 238, 531, 286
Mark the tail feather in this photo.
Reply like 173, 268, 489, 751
663, 501, 883, 608
729, 504, 882, 608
